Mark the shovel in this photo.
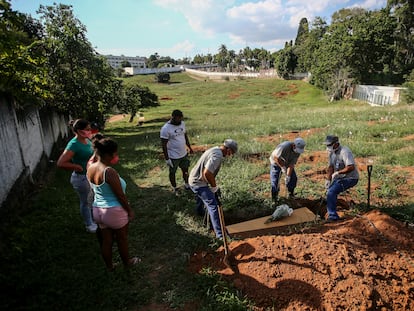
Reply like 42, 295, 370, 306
367, 165, 373, 209
315, 195, 326, 221
315, 185, 328, 221
216, 194, 232, 268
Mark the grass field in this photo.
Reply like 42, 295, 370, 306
1, 73, 413, 310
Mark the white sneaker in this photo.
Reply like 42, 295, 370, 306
86, 223, 97, 233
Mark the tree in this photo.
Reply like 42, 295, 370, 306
387, 0, 414, 78
250, 48, 264, 69
193, 54, 204, 64
118, 84, 159, 122
241, 46, 253, 69
228, 49, 236, 71
306, 8, 398, 97
349, 9, 396, 84
38, 3, 120, 121
257, 48, 271, 69
205, 53, 213, 64
216, 44, 229, 69
402, 69, 414, 104
147, 53, 159, 68
121, 60, 131, 67
147, 53, 175, 68
293, 16, 328, 77
311, 10, 362, 95
294, 18, 309, 72
273, 41, 297, 78
295, 18, 309, 46
0, 0, 48, 107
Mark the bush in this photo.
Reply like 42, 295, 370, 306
155, 72, 170, 83
402, 83, 414, 105
402, 69, 414, 105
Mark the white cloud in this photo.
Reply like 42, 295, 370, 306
152, 0, 388, 55
154, 0, 235, 36
170, 40, 195, 56
348, 0, 387, 10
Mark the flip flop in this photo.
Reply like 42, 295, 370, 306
107, 261, 121, 272
128, 257, 141, 267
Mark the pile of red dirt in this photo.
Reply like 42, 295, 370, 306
188, 210, 414, 310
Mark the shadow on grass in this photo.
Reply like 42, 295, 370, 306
1, 164, 412, 310
0, 166, 221, 310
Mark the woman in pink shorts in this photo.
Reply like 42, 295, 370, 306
87, 137, 139, 271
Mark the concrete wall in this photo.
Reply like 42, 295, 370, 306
0, 100, 25, 206
124, 66, 183, 75
0, 97, 69, 208
184, 68, 279, 79
17, 107, 44, 173
352, 85, 405, 105
124, 66, 280, 79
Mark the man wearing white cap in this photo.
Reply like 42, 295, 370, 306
323, 135, 359, 221
189, 139, 238, 239
269, 137, 306, 203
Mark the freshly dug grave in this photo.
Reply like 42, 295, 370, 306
189, 210, 414, 310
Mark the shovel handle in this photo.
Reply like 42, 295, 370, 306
218, 205, 229, 256
367, 165, 373, 209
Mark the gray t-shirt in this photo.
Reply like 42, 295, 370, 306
269, 141, 300, 167
329, 145, 359, 180
189, 146, 223, 188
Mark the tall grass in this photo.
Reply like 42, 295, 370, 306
1, 73, 413, 310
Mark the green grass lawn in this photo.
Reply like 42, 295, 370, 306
1, 73, 413, 310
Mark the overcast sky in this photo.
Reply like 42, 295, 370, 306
10, 0, 387, 59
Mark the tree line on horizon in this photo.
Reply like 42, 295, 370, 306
1, 0, 413, 124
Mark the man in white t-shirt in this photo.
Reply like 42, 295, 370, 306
160, 110, 193, 194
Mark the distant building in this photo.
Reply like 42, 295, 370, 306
104, 55, 147, 69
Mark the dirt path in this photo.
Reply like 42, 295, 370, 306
108, 114, 126, 123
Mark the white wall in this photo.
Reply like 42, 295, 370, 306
0, 97, 69, 207
124, 67, 183, 75
0, 100, 25, 206
352, 85, 405, 105
184, 68, 279, 79
17, 107, 44, 173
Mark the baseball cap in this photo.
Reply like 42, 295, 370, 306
293, 137, 306, 154
223, 139, 238, 153
324, 135, 339, 145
